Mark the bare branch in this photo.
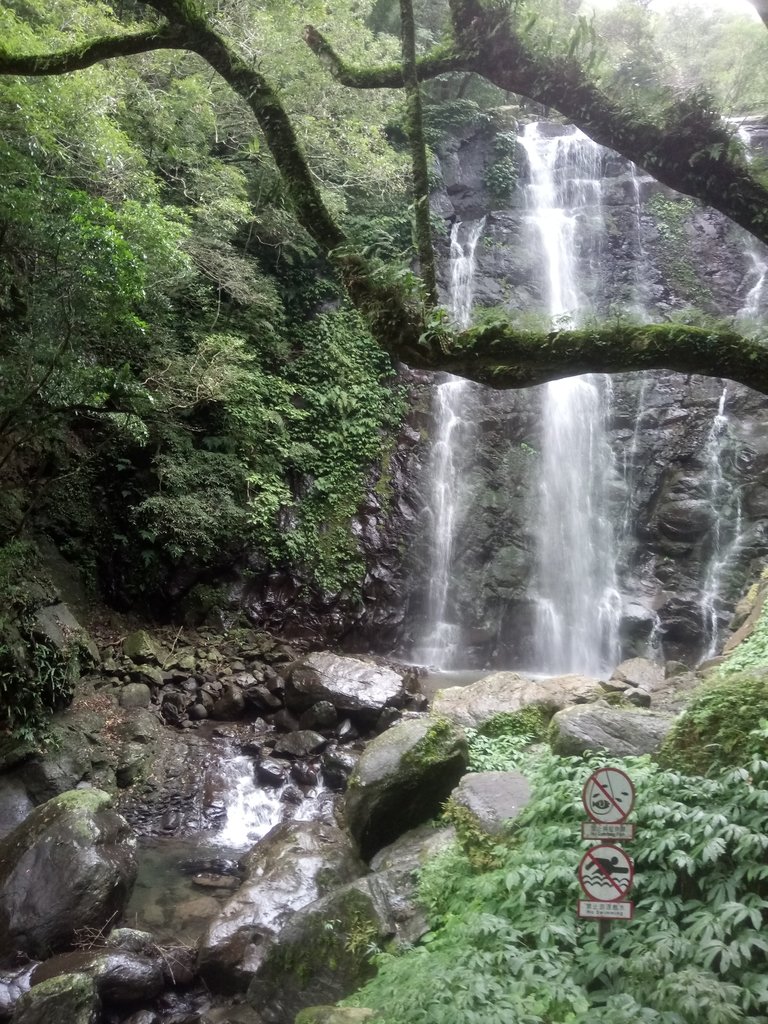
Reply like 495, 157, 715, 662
303, 25, 464, 87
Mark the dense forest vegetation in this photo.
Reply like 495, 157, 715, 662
2, 0, 768, 722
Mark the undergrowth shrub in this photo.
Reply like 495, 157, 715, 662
347, 740, 768, 1024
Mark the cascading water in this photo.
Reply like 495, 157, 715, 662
699, 388, 744, 659
521, 124, 622, 676
417, 218, 485, 668
737, 125, 768, 322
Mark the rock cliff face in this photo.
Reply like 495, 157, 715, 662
246, 116, 768, 669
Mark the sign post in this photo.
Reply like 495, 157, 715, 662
578, 767, 636, 939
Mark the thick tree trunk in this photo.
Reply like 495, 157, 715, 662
399, 0, 438, 305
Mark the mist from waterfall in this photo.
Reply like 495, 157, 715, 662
416, 218, 485, 668
520, 124, 622, 676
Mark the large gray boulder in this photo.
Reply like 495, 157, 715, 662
549, 704, 675, 757
0, 966, 34, 1020
449, 772, 531, 837
10, 973, 99, 1024
0, 790, 136, 959
198, 821, 364, 992
610, 658, 665, 692
247, 877, 395, 1024
432, 672, 603, 730
368, 824, 455, 945
343, 717, 467, 859
285, 653, 407, 723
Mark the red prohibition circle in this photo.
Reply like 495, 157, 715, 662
578, 843, 635, 902
582, 766, 636, 824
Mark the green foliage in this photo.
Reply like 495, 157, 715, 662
484, 130, 519, 203
0, 541, 77, 743
465, 707, 549, 773
718, 596, 768, 678
659, 671, 768, 776
347, 744, 768, 1023
646, 193, 710, 305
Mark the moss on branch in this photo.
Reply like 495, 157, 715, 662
0, 26, 191, 75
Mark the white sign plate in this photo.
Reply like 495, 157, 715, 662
582, 822, 636, 841
577, 844, 634, 902
582, 767, 635, 824
578, 899, 634, 920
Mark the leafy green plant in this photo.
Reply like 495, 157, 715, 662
347, 743, 768, 1023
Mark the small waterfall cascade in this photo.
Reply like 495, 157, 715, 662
521, 123, 622, 675
737, 125, 768, 322
699, 388, 744, 660
417, 218, 485, 667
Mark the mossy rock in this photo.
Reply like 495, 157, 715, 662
343, 717, 468, 859
10, 972, 99, 1024
657, 670, 768, 775
248, 879, 392, 1024
122, 629, 160, 665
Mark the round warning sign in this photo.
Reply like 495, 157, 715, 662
582, 767, 635, 824
577, 844, 634, 902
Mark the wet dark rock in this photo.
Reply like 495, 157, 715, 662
265, 709, 300, 733
285, 653, 407, 723
0, 778, 34, 841
343, 718, 468, 860
549, 704, 674, 757
30, 950, 163, 1005
290, 763, 318, 788
210, 683, 246, 720
197, 821, 364, 993
10, 972, 99, 1024
0, 790, 136, 960
280, 784, 304, 806
244, 687, 283, 713
271, 731, 326, 759
320, 748, 358, 792
256, 759, 287, 787
246, 877, 395, 1024
298, 702, 338, 732
375, 707, 401, 733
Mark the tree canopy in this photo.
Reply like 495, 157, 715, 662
2, 0, 768, 392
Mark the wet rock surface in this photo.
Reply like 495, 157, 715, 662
0, 790, 136, 961
343, 717, 467, 860
450, 772, 531, 836
198, 820, 365, 993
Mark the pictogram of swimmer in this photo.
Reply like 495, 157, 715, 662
592, 854, 629, 877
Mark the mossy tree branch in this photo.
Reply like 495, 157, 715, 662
305, 0, 768, 250
0, 25, 192, 74
408, 323, 768, 395
399, 0, 438, 305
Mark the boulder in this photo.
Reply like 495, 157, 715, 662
271, 732, 327, 759
343, 717, 467, 859
30, 950, 163, 1005
32, 603, 99, 665
198, 821, 364, 992
122, 630, 160, 665
368, 823, 456, 945
285, 654, 406, 723
610, 658, 665, 692
119, 683, 152, 710
10, 973, 99, 1024
549, 704, 675, 757
247, 877, 395, 1024
449, 772, 531, 836
432, 672, 603, 730
0, 790, 136, 959
0, 777, 34, 841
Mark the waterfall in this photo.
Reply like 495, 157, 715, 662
736, 125, 768, 323
699, 388, 744, 660
417, 218, 485, 667
521, 123, 622, 676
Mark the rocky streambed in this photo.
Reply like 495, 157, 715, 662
0, 619, 705, 1024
